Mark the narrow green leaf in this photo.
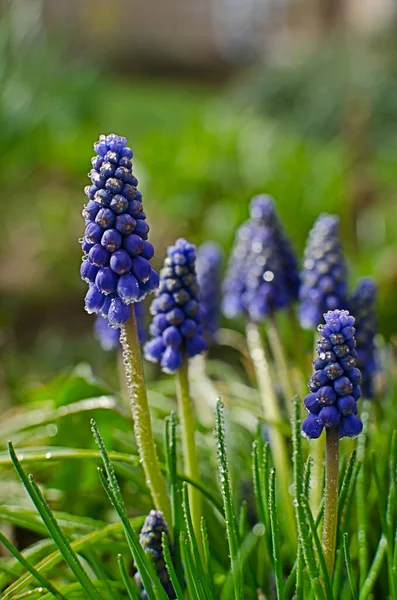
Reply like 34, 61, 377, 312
180, 533, 205, 600
268, 469, 285, 600
163, 413, 184, 588
201, 518, 215, 599
215, 400, 243, 600
97, 468, 160, 600
161, 533, 185, 600
342, 534, 358, 600
300, 495, 333, 600
252, 440, 267, 526
291, 397, 325, 600
0, 531, 65, 600
359, 536, 388, 600
181, 483, 212, 600
8, 442, 103, 600
117, 554, 140, 600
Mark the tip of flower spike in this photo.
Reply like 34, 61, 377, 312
353, 277, 377, 302
249, 194, 276, 224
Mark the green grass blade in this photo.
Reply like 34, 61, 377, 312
252, 440, 267, 526
291, 397, 325, 600
117, 554, 140, 600
268, 468, 285, 600
356, 407, 369, 589
0, 531, 65, 600
238, 501, 248, 540
201, 518, 215, 598
215, 400, 243, 600
164, 413, 184, 588
0, 447, 223, 516
180, 532, 205, 600
342, 534, 358, 600
300, 495, 333, 600
359, 536, 388, 600
161, 533, 185, 600
181, 483, 212, 600
8, 442, 103, 600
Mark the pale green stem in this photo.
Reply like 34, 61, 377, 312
120, 307, 172, 527
323, 426, 339, 579
266, 312, 295, 405
246, 322, 297, 548
176, 354, 202, 546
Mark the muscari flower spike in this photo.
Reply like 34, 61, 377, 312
222, 195, 298, 322
135, 510, 176, 600
94, 302, 146, 351
249, 194, 300, 302
144, 238, 207, 374
80, 134, 159, 328
350, 278, 378, 398
302, 309, 363, 440
299, 214, 347, 330
196, 242, 223, 342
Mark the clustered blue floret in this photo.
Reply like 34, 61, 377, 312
94, 302, 146, 351
350, 278, 378, 398
222, 195, 299, 321
135, 510, 176, 600
196, 242, 223, 342
144, 239, 207, 373
80, 134, 159, 328
299, 214, 347, 330
302, 309, 363, 440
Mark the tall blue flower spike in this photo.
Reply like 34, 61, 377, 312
222, 219, 256, 319
350, 278, 378, 398
80, 134, 159, 328
249, 194, 300, 302
302, 309, 363, 439
196, 242, 223, 342
222, 195, 298, 321
135, 510, 176, 599
299, 214, 347, 330
94, 302, 146, 351
144, 238, 207, 373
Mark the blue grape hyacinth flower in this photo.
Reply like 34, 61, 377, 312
144, 239, 207, 373
249, 194, 300, 302
350, 278, 378, 398
222, 195, 298, 321
94, 302, 146, 351
80, 134, 159, 328
302, 309, 363, 439
299, 214, 347, 330
135, 510, 176, 599
196, 242, 223, 342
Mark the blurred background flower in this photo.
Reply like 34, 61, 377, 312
0, 0, 396, 401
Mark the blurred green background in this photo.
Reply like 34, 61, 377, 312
1, 0, 397, 403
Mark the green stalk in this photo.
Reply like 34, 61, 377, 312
176, 353, 202, 543
120, 306, 171, 527
266, 312, 295, 404
246, 322, 296, 548
323, 426, 339, 579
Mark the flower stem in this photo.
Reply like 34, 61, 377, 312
266, 312, 295, 404
120, 306, 172, 527
323, 426, 339, 579
246, 322, 297, 548
176, 353, 202, 545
